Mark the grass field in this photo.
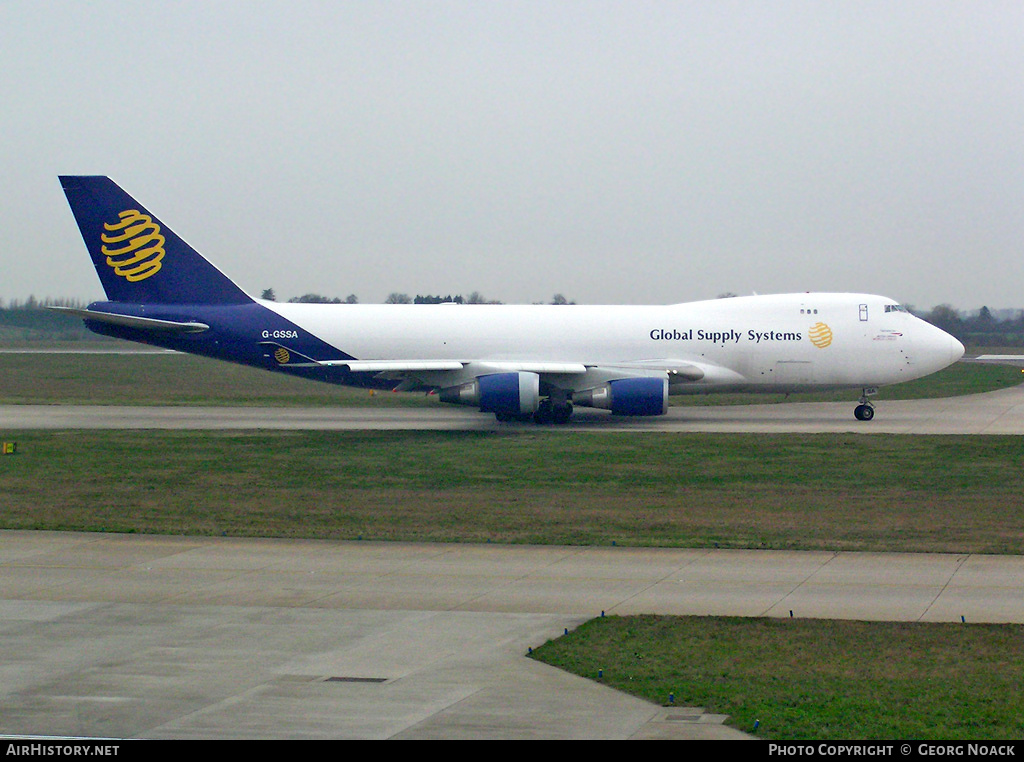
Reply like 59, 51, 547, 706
3, 346, 1023, 740
530, 615, 1024, 740
3, 430, 1024, 554
0, 349, 423, 407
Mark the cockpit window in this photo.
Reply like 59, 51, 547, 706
884, 304, 909, 313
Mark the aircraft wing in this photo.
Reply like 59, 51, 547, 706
324, 356, 719, 386
283, 351, 715, 385
260, 338, 737, 419
327, 359, 716, 378
321, 359, 589, 375
323, 360, 466, 372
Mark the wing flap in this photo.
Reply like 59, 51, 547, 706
327, 360, 466, 372
476, 361, 588, 375
318, 360, 587, 374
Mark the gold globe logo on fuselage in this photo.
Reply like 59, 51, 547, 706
809, 322, 833, 349
101, 209, 165, 282
274, 347, 291, 364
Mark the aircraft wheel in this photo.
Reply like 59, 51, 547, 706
552, 402, 573, 424
533, 400, 554, 425
854, 404, 874, 421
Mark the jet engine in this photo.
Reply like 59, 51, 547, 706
573, 377, 668, 416
439, 371, 541, 416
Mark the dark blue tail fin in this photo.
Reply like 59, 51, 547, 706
60, 176, 251, 305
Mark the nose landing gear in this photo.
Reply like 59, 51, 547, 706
854, 387, 877, 421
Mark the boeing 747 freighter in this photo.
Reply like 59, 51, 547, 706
55, 176, 964, 423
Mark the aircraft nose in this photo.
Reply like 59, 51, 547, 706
917, 322, 964, 374
950, 336, 966, 364
929, 327, 964, 370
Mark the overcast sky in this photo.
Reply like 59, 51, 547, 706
1, 1, 1021, 309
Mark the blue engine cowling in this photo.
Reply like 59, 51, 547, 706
438, 372, 540, 415
573, 377, 668, 416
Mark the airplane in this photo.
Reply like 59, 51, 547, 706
54, 175, 965, 424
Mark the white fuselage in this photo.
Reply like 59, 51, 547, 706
261, 292, 964, 395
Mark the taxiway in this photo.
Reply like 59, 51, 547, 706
3, 381, 1024, 433
2, 387, 1022, 739
1, 532, 1021, 740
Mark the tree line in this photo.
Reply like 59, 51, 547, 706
924, 305, 1024, 347
0, 296, 94, 340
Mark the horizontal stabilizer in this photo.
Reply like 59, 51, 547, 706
48, 306, 209, 333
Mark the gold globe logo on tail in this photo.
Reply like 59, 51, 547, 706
101, 209, 165, 282
274, 347, 291, 365
809, 322, 833, 349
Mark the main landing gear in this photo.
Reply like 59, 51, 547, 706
854, 388, 877, 421
532, 398, 573, 425
494, 399, 574, 424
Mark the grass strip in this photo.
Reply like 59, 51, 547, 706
2, 430, 1023, 554
530, 615, 1024, 740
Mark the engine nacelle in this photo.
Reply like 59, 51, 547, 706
573, 377, 668, 416
438, 372, 540, 415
